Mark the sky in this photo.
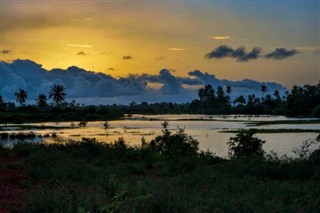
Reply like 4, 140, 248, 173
0, 0, 319, 89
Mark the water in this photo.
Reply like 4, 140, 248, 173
1, 114, 319, 157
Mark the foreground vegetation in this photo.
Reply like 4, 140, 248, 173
1, 126, 320, 212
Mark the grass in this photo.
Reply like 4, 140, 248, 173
221, 128, 320, 133
3, 137, 320, 212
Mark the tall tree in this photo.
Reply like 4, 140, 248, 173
260, 85, 267, 98
225, 85, 232, 104
226, 85, 232, 95
36, 94, 48, 107
0, 95, 5, 107
49, 84, 66, 108
14, 89, 27, 106
217, 86, 225, 103
233, 95, 246, 106
198, 84, 215, 102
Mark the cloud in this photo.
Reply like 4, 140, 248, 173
107, 67, 115, 71
206, 45, 299, 62
67, 44, 93, 48
205, 45, 262, 62
0, 59, 287, 105
209, 35, 229, 40
168, 48, 185, 51
1, 50, 10, 54
77, 51, 87, 55
265, 48, 298, 59
122, 56, 133, 60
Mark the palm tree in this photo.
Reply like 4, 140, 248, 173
260, 85, 267, 97
226, 85, 232, 95
36, 94, 48, 107
14, 89, 27, 106
49, 84, 66, 108
0, 95, 5, 107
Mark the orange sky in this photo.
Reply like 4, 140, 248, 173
1, 0, 319, 87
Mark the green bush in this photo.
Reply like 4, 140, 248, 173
227, 129, 265, 159
148, 121, 199, 157
312, 105, 320, 117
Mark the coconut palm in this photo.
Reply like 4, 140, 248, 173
260, 85, 267, 97
36, 94, 48, 107
49, 84, 66, 108
226, 85, 232, 95
0, 95, 5, 107
14, 89, 27, 106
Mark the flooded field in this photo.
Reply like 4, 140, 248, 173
1, 114, 319, 157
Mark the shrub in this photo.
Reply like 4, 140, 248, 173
78, 121, 87, 127
148, 121, 199, 156
227, 129, 265, 159
308, 134, 320, 163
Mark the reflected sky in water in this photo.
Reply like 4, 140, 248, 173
1, 114, 319, 158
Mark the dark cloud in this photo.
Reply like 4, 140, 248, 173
205, 45, 298, 62
265, 48, 298, 60
122, 56, 133, 60
1, 50, 10, 54
0, 59, 287, 104
107, 67, 115, 71
205, 45, 234, 59
232, 47, 262, 62
77, 51, 87, 55
205, 45, 262, 62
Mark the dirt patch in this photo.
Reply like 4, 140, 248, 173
0, 150, 27, 212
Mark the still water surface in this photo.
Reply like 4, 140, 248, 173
1, 114, 319, 157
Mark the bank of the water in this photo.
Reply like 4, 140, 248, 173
2, 139, 319, 212
1, 115, 320, 157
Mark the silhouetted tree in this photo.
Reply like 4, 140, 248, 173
226, 85, 232, 95
286, 83, 320, 116
49, 84, 66, 108
233, 95, 246, 106
228, 129, 265, 159
225, 85, 232, 104
14, 89, 27, 106
260, 85, 267, 98
0, 95, 5, 107
217, 86, 225, 103
36, 94, 48, 107
198, 84, 215, 102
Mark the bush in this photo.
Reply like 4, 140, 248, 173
148, 121, 199, 156
227, 129, 265, 159
312, 105, 320, 118
308, 134, 320, 163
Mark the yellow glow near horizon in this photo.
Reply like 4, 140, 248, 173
1, 1, 319, 87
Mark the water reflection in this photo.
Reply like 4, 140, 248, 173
1, 114, 319, 157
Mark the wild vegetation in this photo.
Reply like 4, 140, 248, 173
1, 124, 320, 212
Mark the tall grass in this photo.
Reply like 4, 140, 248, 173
3, 132, 320, 212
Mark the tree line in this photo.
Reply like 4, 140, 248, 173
0, 82, 319, 117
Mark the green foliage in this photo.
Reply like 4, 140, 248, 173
292, 136, 320, 160
285, 83, 320, 116
148, 122, 199, 156
308, 134, 320, 164
2, 135, 320, 212
227, 129, 265, 159
312, 105, 320, 118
